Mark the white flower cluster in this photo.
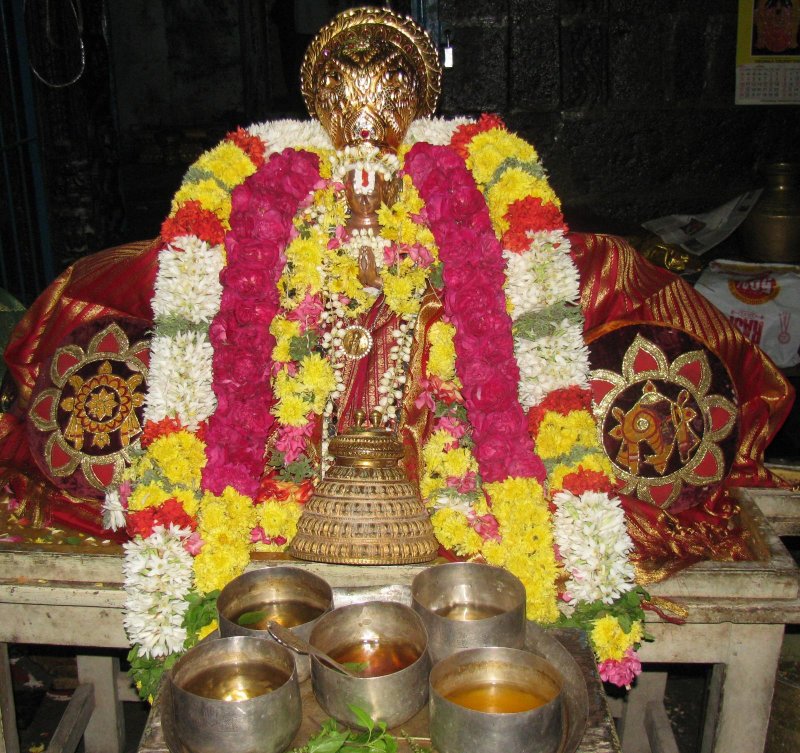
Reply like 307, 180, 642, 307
123, 526, 194, 657
144, 330, 216, 429
102, 487, 126, 531
504, 225, 588, 408
503, 230, 579, 316
248, 119, 331, 154
151, 239, 225, 324
339, 228, 391, 269
552, 490, 635, 608
515, 320, 589, 409
330, 143, 400, 194
405, 117, 472, 146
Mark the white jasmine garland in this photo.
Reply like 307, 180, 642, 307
123, 526, 194, 657
405, 116, 472, 145
151, 237, 225, 324
247, 119, 331, 154
504, 230, 579, 316
552, 490, 636, 607
144, 331, 216, 429
515, 320, 589, 408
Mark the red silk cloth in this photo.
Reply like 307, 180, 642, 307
0, 240, 159, 535
1, 232, 794, 564
570, 233, 795, 572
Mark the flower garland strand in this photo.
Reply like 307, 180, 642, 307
203, 149, 322, 497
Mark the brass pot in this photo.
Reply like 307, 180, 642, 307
740, 162, 800, 263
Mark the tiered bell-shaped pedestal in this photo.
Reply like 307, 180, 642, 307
289, 411, 438, 565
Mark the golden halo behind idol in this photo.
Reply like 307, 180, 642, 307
300, 5, 442, 150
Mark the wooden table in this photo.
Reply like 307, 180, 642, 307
1, 492, 798, 753
137, 628, 621, 753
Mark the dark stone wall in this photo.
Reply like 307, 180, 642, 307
437, 0, 800, 232
35, 0, 800, 246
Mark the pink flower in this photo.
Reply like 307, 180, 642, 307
405, 142, 542, 486
287, 294, 324, 331
275, 422, 314, 464
118, 481, 132, 508
469, 512, 501, 542
414, 378, 436, 411
435, 415, 466, 440
408, 243, 434, 267
598, 649, 642, 689
447, 470, 477, 494
384, 245, 400, 266
249, 527, 287, 546
183, 531, 205, 556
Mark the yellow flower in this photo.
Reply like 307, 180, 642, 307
485, 477, 559, 623
420, 473, 446, 502
285, 236, 325, 294
428, 321, 456, 380
171, 179, 232, 227
194, 142, 256, 188
440, 447, 477, 479
382, 272, 421, 316
590, 616, 643, 662
127, 482, 171, 512
270, 316, 302, 341
148, 431, 207, 489
172, 487, 201, 519
270, 317, 302, 363
422, 430, 458, 475
431, 508, 482, 557
535, 410, 599, 460
466, 129, 539, 185
193, 531, 251, 594
274, 393, 311, 426
197, 619, 219, 641
253, 499, 303, 552
548, 453, 615, 492
298, 354, 336, 412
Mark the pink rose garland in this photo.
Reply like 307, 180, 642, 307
202, 149, 322, 496
404, 143, 545, 484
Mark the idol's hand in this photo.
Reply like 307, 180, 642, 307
358, 247, 383, 289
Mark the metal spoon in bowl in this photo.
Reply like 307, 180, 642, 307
267, 621, 357, 677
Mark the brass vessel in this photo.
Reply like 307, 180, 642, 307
740, 162, 800, 264
288, 411, 438, 565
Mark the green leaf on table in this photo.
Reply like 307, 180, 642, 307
349, 704, 375, 734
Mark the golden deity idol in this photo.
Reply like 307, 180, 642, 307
290, 8, 441, 564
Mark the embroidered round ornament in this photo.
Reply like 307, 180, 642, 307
27, 319, 150, 497
588, 324, 738, 514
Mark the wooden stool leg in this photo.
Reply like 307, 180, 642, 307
0, 643, 20, 753
76, 655, 125, 753
709, 624, 784, 753
619, 670, 669, 753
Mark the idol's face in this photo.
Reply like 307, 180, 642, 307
313, 31, 421, 150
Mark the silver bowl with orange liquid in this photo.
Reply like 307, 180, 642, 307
309, 600, 431, 729
429, 646, 563, 753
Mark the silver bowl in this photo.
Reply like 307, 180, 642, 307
169, 635, 301, 753
309, 600, 431, 729
217, 566, 333, 681
411, 562, 526, 664
429, 646, 563, 753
